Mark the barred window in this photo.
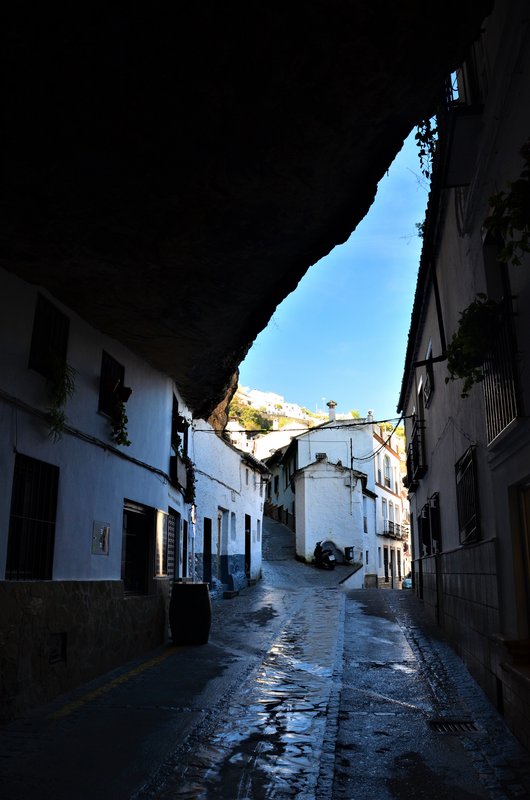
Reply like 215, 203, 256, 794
455, 447, 480, 544
6, 454, 59, 580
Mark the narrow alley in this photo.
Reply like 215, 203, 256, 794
1, 518, 530, 799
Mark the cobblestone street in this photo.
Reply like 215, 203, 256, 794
1, 518, 530, 799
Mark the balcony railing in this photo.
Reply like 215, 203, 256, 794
482, 311, 520, 443
378, 521, 408, 540
405, 421, 427, 491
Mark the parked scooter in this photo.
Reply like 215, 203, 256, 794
313, 541, 336, 570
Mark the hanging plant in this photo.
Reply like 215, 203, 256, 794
415, 116, 438, 180
46, 358, 77, 441
181, 453, 196, 504
110, 398, 131, 446
484, 138, 530, 266
445, 294, 501, 398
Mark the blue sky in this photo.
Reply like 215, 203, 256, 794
238, 132, 429, 422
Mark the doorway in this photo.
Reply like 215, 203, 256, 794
203, 517, 212, 584
122, 501, 153, 594
245, 514, 251, 579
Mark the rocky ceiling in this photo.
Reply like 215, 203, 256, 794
3, 3, 493, 422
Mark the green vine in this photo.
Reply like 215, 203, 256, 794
415, 117, 438, 180
484, 138, 530, 265
46, 359, 77, 441
445, 294, 501, 398
110, 399, 131, 447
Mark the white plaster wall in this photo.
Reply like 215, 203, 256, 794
294, 460, 365, 563
193, 420, 264, 581
0, 268, 190, 580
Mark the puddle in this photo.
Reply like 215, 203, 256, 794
155, 590, 341, 798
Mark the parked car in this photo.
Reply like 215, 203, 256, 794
402, 574, 412, 589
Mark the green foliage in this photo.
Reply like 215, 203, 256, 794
484, 138, 530, 266
415, 117, 438, 180
46, 359, 77, 441
110, 400, 131, 446
445, 294, 501, 398
228, 396, 273, 431
349, 409, 361, 419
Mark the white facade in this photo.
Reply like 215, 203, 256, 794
0, 267, 192, 584
265, 414, 409, 586
0, 266, 267, 718
193, 420, 268, 591
293, 457, 366, 562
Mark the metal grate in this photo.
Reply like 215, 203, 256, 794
6, 454, 59, 580
428, 719, 478, 734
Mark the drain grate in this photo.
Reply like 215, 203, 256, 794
428, 719, 479, 734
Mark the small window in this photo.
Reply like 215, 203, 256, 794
28, 294, 69, 377
383, 455, 391, 488
98, 351, 125, 416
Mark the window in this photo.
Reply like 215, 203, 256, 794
99, 351, 125, 416
28, 294, 69, 377
382, 498, 387, 521
376, 454, 382, 484
274, 475, 279, 495
455, 448, 480, 544
383, 455, 391, 488
6, 454, 59, 580
365, 550, 369, 565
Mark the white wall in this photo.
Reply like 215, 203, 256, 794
193, 419, 265, 583
0, 267, 190, 580
293, 459, 365, 563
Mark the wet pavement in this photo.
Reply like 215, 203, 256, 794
1, 518, 530, 799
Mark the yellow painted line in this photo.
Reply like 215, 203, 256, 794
48, 648, 179, 720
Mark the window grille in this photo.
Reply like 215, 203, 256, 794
28, 295, 69, 377
455, 447, 480, 544
6, 454, 59, 580
482, 311, 520, 443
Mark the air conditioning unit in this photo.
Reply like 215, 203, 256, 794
315, 452, 327, 461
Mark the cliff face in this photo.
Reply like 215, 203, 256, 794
2, 3, 493, 422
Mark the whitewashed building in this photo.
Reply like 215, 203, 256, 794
265, 405, 409, 587
193, 420, 269, 592
0, 266, 267, 720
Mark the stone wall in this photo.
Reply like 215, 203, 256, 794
0, 580, 167, 722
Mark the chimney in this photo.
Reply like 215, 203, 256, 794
367, 410, 374, 423
327, 400, 337, 422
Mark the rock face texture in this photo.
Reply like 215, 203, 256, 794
3, 3, 493, 420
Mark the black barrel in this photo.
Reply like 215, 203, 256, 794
169, 582, 212, 645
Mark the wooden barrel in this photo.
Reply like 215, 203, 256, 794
169, 582, 212, 645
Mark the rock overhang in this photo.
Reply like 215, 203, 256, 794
2, 2, 494, 422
